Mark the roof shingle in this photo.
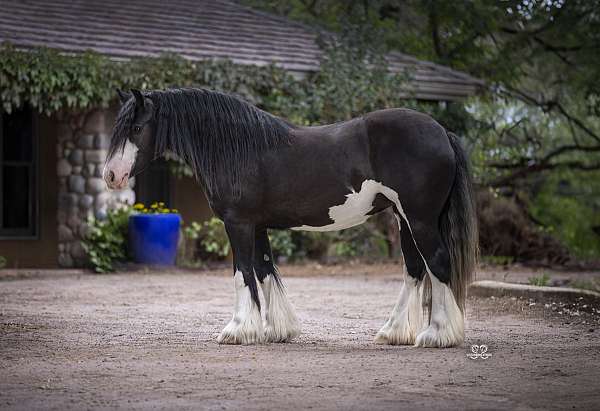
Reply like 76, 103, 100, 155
0, 0, 483, 100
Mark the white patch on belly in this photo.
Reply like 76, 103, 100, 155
292, 179, 403, 232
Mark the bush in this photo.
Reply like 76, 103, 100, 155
529, 170, 600, 260
180, 218, 230, 265
528, 273, 551, 287
477, 189, 571, 265
0, 256, 6, 269
268, 229, 296, 260
199, 218, 230, 259
274, 223, 389, 262
329, 223, 389, 260
179, 221, 205, 267
83, 206, 132, 273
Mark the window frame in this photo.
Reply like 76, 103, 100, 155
0, 108, 40, 240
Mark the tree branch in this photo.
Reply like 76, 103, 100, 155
499, 86, 600, 144
489, 160, 600, 188
428, 6, 444, 58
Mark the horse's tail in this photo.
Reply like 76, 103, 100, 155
439, 132, 478, 313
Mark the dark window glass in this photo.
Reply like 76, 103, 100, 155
1, 106, 37, 237
3, 108, 33, 162
134, 159, 171, 206
2, 165, 30, 228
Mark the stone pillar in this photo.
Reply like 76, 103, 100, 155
56, 109, 135, 267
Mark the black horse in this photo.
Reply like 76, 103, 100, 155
104, 88, 477, 348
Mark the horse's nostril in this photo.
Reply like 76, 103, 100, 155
119, 173, 129, 186
108, 170, 115, 183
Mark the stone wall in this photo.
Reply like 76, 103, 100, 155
56, 109, 135, 267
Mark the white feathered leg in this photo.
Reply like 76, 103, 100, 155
260, 274, 300, 342
217, 271, 264, 344
414, 269, 464, 348
375, 275, 424, 345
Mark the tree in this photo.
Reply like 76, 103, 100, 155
245, 0, 600, 259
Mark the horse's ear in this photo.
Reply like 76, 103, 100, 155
116, 88, 130, 104
130, 89, 145, 108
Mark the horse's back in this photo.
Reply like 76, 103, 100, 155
365, 108, 449, 147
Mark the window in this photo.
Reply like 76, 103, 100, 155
134, 159, 171, 207
0, 106, 38, 238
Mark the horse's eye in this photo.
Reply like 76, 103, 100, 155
133, 125, 142, 134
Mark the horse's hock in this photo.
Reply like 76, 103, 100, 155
56, 108, 135, 267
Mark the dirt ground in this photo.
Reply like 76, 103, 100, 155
1, 264, 599, 410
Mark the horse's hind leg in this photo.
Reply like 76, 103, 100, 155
410, 220, 464, 348
217, 222, 263, 344
375, 211, 425, 345
254, 229, 300, 342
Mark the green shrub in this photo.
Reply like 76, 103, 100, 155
289, 231, 332, 260
179, 221, 203, 267
528, 273, 551, 287
0, 256, 6, 269
482, 255, 515, 266
530, 170, 600, 260
197, 218, 230, 260
83, 206, 132, 273
273, 223, 389, 262
268, 229, 296, 259
330, 223, 389, 259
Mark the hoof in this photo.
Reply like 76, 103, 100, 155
262, 276, 301, 343
264, 323, 300, 343
217, 319, 264, 345
374, 325, 415, 345
414, 325, 463, 348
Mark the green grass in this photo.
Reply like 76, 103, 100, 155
482, 255, 515, 266
528, 273, 551, 287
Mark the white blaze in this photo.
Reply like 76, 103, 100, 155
103, 140, 139, 189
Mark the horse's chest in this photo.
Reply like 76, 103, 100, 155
291, 180, 391, 232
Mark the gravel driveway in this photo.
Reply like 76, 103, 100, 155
1, 266, 599, 410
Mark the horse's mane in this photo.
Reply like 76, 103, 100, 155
111, 88, 292, 199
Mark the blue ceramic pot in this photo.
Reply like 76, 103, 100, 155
128, 213, 181, 266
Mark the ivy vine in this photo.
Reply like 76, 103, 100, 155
0, 43, 303, 118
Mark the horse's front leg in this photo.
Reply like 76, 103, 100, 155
254, 229, 300, 342
217, 222, 264, 344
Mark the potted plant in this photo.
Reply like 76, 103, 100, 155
129, 202, 182, 266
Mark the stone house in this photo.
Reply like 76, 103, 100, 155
0, 0, 483, 268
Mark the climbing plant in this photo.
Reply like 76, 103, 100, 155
0, 43, 304, 118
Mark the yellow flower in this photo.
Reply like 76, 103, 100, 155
133, 203, 144, 210
150, 203, 158, 209
172, 209, 179, 214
